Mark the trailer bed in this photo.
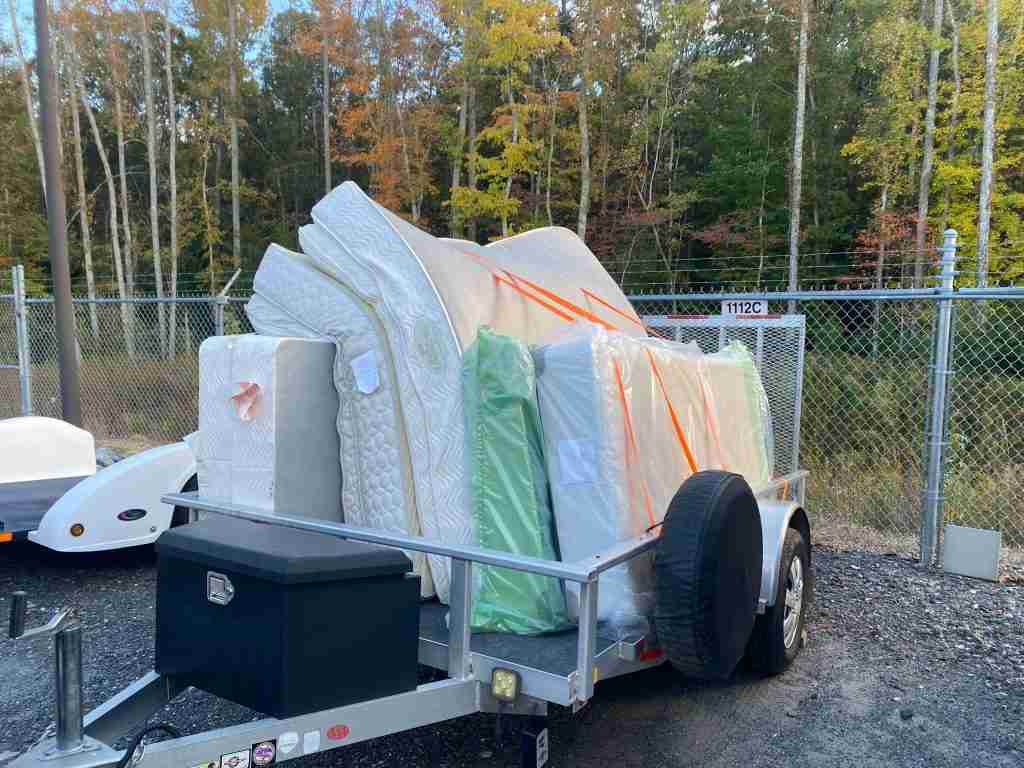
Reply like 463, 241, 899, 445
419, 601, 619, 677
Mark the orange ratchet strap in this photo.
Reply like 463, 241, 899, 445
581, 288, 646, 330
612, 359, 655, 528
644, 348, 699, 475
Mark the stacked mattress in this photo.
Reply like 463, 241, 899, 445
245, 182, 644, 603
533, 325, 773, 625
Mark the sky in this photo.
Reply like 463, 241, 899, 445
4, 0, 297, 58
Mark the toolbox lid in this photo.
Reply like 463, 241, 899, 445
156, 516, 412, 584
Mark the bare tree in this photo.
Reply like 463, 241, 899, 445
787, 0, 811, 304
68, 60, 97, 334
165, 0, 180, 354
321, 1, 331, 195
106, 25, 136, 296
943, 0, 960, 223
227, 0, 241, 268
976, 0, 998, 287
451, 76, 469, 236
139, 2, 166, 354
76, 55, 135, 357
7, 0, 46, 200
914, 0, 944, 287
576, 0, 592, 241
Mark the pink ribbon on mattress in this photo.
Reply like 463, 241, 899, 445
230, 381, 261, 421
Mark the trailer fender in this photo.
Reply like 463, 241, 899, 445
757, 501, 811, 611
29, 442, 196, 552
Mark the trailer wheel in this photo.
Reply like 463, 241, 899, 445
746, 527, 810, 675
653, 471, 762, 680
170, 474, 198, 527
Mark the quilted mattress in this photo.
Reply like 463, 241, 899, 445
196, 335, 342, 522
533, 325, 773, 625
244, 245, 433, 597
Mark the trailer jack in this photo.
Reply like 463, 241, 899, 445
8, 591, 108, 761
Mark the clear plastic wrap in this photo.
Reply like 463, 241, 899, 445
462, 328, 570, 635
533, 323, 774, 634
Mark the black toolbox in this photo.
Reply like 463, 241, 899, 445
155, 516, 421, 718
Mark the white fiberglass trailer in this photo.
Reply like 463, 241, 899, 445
0, 417, 197, 551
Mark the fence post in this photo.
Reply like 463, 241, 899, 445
213, 269, 241, 337
920, 229, 958, 566
13, 265, 33, 416
213, 297, 225, 337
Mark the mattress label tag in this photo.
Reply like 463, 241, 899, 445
350, 349, 380, 394
558, 439, 599, 485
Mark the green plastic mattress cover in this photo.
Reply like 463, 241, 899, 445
463, 327, 570, 635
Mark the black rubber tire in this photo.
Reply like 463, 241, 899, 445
746, 527, 810, 676
653, 471, 763, 680
170, 474, 198, 528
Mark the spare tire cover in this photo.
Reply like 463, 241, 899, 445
654, 471, 763, 679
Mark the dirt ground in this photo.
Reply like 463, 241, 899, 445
0, 541, 1020, 768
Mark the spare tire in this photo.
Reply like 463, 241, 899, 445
654, 471, 763, 680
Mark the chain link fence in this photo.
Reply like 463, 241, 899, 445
1, 274, 1023, 551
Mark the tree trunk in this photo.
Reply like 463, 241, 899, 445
976, 0, 998, 288
7, 0, 46, 201
546, 78, 557, 227
227, 0, 241, 268
914, 0, 944, 287
467, 84, 478, 242
79, 71, 134, 357
576, 0, 592, 241
321, 8, 331, 196
788, 0, 810, 304
140, 7, 165, 355
451, 75, 469, 236
502, 72, 518, 238
943, 0, 960, 224
113, 85, 135, 297
165, 0, 179, 355
68, 66, 97, 335
200, 130, 217, 292
4, 187, 11, 260
873, 186, 889, 357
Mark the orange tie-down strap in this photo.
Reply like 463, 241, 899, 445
581, 288, 648, 331
644, 348, 699, 475
611, 358, 655, 529
450, 243, 621, 331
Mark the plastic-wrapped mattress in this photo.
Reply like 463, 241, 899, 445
196, 334, 342, 522
533, 325, 773, 626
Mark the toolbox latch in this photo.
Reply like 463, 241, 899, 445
207, 572, 235, 605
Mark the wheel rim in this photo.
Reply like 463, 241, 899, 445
782, 555, 804, 649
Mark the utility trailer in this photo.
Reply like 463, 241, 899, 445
8, 315, 810, 768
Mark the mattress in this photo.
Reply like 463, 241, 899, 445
196, 334, 342, 522
463, 327, 569, 635
533, 325, 773, 626
248, 182, 647, 602
245, 245, 433, 597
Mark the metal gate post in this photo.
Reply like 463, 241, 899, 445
920, 229, 958, 566
13, 264, 33, 415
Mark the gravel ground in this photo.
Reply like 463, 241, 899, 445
0, 541, 1021, 768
